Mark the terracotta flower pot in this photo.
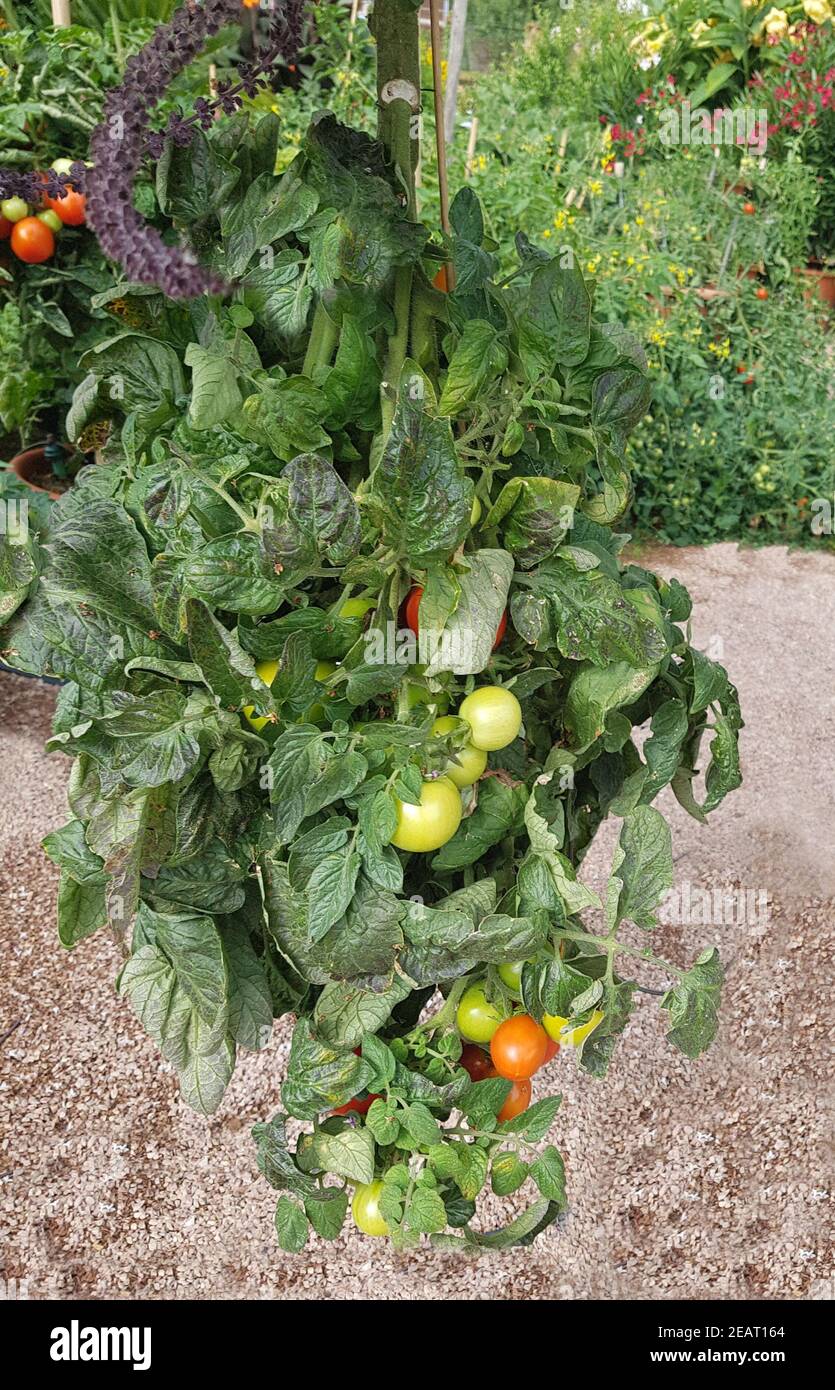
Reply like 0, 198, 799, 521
9, 443, 74, 500
795, 264, 835, 309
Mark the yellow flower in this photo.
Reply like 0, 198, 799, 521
543, 228, 552, 238
690, 19, 712, 40
763, 7, 789, 37
803, 0, 831, 22
588, 179, 603, 196
626, 255, 635, 267
635, 215, 645, 226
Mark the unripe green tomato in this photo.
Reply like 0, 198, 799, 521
391, 776, 462, 852
458, 685, 522, 752
470, 495, 482, 527
456, 984, 503, 1043
37, 209, 63, 234
306, 660, 338, 722
51, 158, 75, 176
432, 715, 488, 789
406, 682, 449, 714
351, 1180, 389, 1237
543, 1008, 605, 1047
242, 658, 279, 732
339, 597, 375, 620
497, 960, 529, 997
1, 197, 29, 223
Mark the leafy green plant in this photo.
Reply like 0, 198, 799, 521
0, 0, 742, 1251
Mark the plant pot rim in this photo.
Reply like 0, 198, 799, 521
9, 442, 73, 501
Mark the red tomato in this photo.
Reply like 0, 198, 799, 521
404, 584, 507, 650
0, 216, 11, 240
755, 287, 768, 300
459, 1043, 495, 1082
490, 1014, 549, 1080
45, 184, 86, 227
10, 216, 54, 263
543, 1038, 560, 1064
433, 265, 449, 292
742, 202, 756, 215
498, 1077, 531, 1122
404, 584, 422, 637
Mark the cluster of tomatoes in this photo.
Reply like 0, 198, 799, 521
245, 589, 522, 856
0, 160, 86, 265
456, 975, 604, 1123
391, 684, 521, 853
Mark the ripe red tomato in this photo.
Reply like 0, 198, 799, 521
433, 265, 449, 292
0, 216, 11, 240
404, 584, 422, 637
45, 184, 86, 226
755, 287, 768, 300
498, 1077, 531, 1122
404, 584, 507, 650
543, 1038, 560, 1064
490, 1014, 548, 1080
459, 1043, 495, 1082
742, 202, 756, 215
10, 216, 54, 263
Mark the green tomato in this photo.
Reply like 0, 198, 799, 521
543, 1008, 605, 1047
432, 715, 487, 789
351, 1180, 389, 1238
37, 210, 63, 234
406, 682, 449, 714
456, 984, 503, 1044
470, 495, 482, 527
306, 660, 338, 722
339, 597, 375, 620
391, 776, 462, 852
242, 658, 279, 732
1, 197, 29, 223
458, 686, 522, 752
51, 158, 75, 176
497, 960, 529, 996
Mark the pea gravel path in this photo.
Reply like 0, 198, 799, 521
1, 543, 833, 1302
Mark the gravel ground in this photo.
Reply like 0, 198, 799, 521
1, 543, 833, 1302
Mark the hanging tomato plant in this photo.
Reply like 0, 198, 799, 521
0, 0, 742, 1254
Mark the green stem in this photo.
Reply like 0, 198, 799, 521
559, 929, 685, 979
302, 304, 338, 378
382, 264, 413, 440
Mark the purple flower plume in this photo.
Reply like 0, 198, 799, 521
83, 0, 306, 299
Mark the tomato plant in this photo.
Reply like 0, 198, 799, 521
0, 0, 742, 1255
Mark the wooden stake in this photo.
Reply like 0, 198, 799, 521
51, 0, 72, 25
429, 0, 454, 284
464, 115, 479, 179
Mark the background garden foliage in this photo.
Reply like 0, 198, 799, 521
2, 1, 834, 544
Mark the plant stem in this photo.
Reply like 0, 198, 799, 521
559, 928, 684, 979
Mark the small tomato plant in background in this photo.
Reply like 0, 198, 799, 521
0, 0, 742, 1253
